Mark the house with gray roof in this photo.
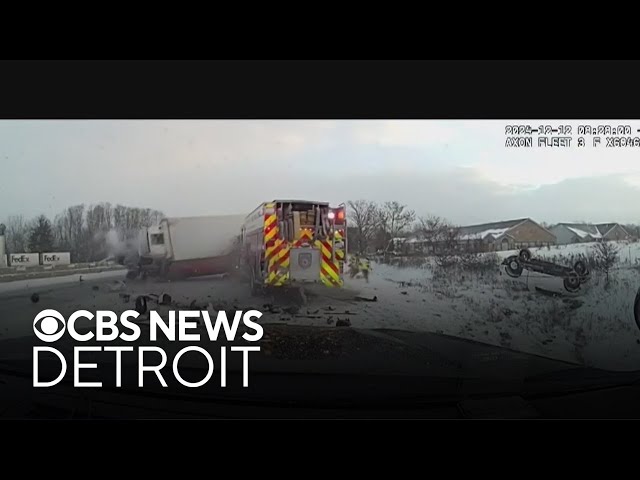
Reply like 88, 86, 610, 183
549, 223, 629, 245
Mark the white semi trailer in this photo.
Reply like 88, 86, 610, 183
133, 214, 245, 279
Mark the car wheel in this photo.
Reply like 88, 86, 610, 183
505, 256, 523, 278
574, 260, 588, 277
519, 248, 532, 262
563, 272, 581, 293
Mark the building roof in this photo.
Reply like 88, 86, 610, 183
595, 223, 625, 236
555, 222, 626, 238
457, 218, 529, 241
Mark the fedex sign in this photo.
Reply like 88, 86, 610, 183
9, 253, 39, 266
41, 252, 71, 266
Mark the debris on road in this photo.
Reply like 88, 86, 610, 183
159, 293, 172, 305
135, 296, 148, 315
119, 293, 131, 303
30, 293, 40, 303
91, 285, 100, 291
108, 280, 126, 292
264, 304, 282, 314
336, 319, 351, 327
355, 295, 377, 302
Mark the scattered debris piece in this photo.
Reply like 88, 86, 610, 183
400, 291, 408, 295
355, 295, 377, 302
92, 285, 100, 291
30, 293, 40, 303
108, 280, 126, 292
135, 296, 148, 315
326, 317, 334, 325
336, 319, 351, 327
283, 305, 300, 315
119, 293, 131, 303
159, 293, 172, 305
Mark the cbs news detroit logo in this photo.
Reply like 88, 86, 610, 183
32, 308, 263, 388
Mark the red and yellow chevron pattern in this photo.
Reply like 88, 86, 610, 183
261, 206, 343, 288
315, 239, 343, 287
265, 238, 290, 286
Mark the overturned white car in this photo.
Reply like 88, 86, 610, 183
502, 248, 591, 296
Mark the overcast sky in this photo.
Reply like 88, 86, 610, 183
1, 120, 639, 225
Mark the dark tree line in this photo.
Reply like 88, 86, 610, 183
2, 203, 164, 263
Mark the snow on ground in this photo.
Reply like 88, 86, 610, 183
337, 241, 640, 371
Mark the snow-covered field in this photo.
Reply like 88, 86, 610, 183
335, 241, 640, 371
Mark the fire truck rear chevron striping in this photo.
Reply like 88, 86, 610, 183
240, 200, 347, 293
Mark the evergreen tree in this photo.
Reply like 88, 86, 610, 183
28, 215, 55, 252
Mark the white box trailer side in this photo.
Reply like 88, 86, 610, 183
164, 215, 246, 262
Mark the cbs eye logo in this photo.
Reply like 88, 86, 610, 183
33, 310, 66, 342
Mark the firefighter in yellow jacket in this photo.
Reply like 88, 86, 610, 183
349, 255, 371, 282
359, 256, 371, 283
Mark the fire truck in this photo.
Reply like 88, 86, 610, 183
240, 200, 347, 294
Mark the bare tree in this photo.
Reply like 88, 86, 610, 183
417, 214, 459, 254
5, 203, 164, 262
380, 201, 416, 251
4, 215, 28, 253
347, 200, 381, 254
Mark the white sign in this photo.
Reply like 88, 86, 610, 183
9, 253, 39, 267
41, 252, 71, 266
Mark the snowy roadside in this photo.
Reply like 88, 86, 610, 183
0, 268, 128, 295
1, 240, 638, 371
